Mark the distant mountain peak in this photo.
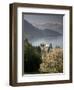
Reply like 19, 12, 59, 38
23, 19, 62, 40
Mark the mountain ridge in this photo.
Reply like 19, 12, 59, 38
23, 19, 62, 40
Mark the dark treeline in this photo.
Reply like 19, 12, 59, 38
24, 39, 42, 73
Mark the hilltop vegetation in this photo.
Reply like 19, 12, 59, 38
24, 39, 63, 74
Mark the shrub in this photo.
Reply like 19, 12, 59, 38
39, 48, 63, 73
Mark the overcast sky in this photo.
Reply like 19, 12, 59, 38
23, 13, 64, 34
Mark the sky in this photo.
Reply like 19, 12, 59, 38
23, 13, 64, 34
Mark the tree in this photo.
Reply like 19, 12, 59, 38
48, 43, 53, 52
24, 39, 42, 73
50, 43, 53, 49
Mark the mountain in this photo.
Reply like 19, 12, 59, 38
23, 20, 42, 40
23, 20, 63, 47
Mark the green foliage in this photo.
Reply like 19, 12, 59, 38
24, 39, 42, 73
24, 39, 63, 74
